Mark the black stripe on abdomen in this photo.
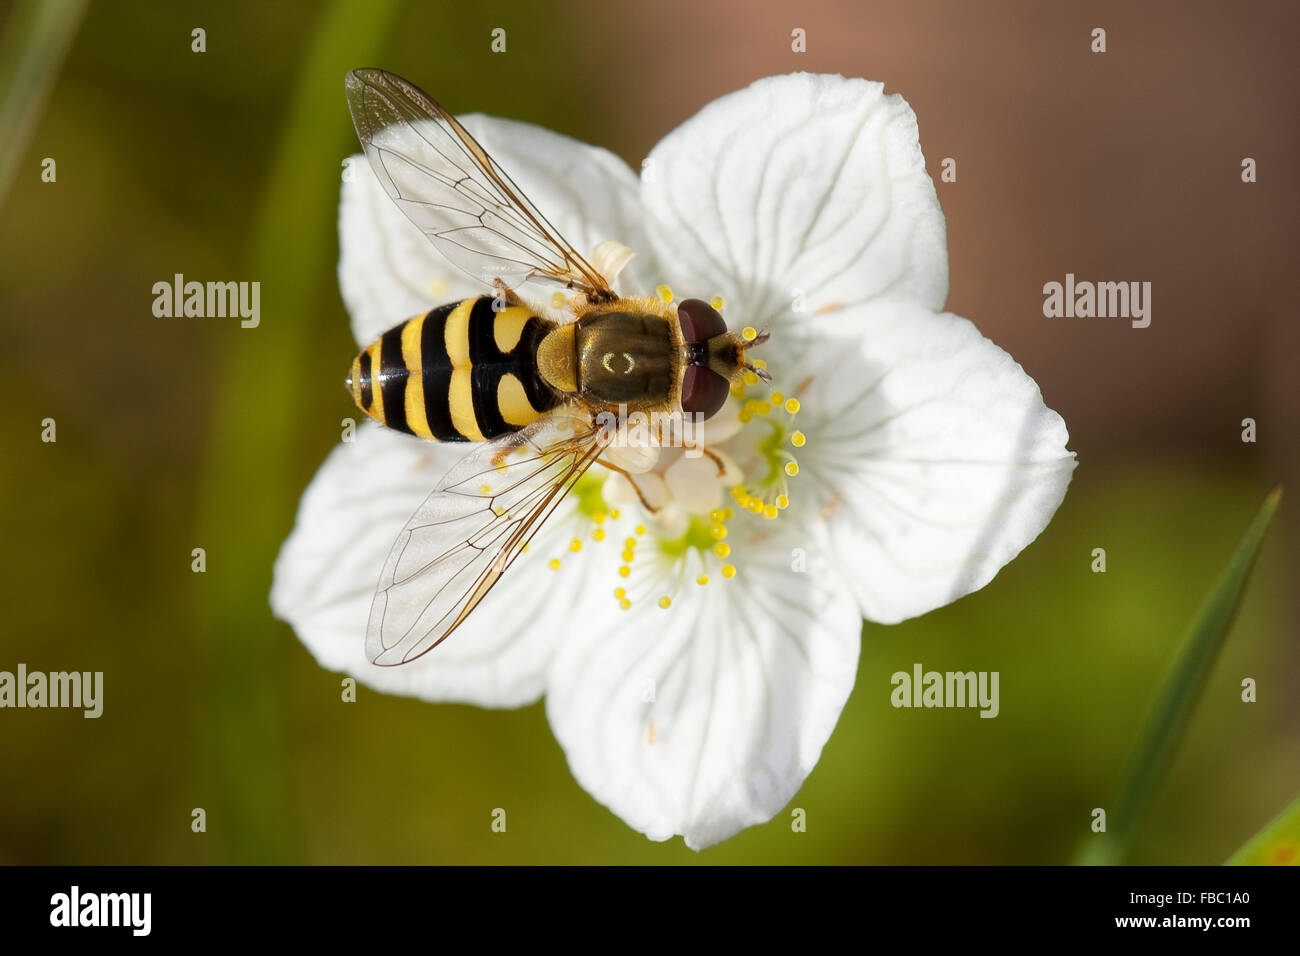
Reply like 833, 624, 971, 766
378, 325, 408, 434
419, 301, 466, 441
358, 350, 373, 410
517, 316, 561, 414
469, 296, 510, 438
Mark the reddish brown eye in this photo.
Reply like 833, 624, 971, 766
681, 365, 730, 419
677, 298, 727, 344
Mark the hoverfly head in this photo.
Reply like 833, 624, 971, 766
676, 298, 771, 418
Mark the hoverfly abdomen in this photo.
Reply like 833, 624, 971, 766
348, 295, 562, 442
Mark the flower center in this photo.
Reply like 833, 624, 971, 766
538, 282, 807, 612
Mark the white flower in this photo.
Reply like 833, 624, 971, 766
271, 72, 1076, 849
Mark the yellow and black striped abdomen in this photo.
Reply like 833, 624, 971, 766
347, 296, 561, 441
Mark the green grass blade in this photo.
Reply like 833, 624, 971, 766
1075, 486, 1282, 865
190, 0, 402, 863
1226, 792, 1300, 865
0, 0, 88, 210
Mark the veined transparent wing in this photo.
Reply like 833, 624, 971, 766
366, 411, 612, 666
345, 68, 615, 302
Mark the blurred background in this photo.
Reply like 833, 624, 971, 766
0, 0, 1296, 864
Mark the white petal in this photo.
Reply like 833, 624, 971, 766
270, 425, 614, 707
340, 115, 652, 347
792, 301, 1076, 623
641, 73, 948, 351
664, 454, 726, 516
545, 525, 861, 849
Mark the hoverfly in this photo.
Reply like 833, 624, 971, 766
342, 69, 770, 665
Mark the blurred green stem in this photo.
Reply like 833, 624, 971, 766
1075, 487, 1282, 865
191, 0, 400, 862
0, 0, 88, 211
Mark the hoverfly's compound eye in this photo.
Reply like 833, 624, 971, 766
681, 365, 731, 419
677, 298, 727, 345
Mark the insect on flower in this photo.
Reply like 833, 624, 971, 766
342, 69, 772, 666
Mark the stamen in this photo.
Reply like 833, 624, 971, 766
741, 326, 758, 341
710, 295, 724, 311
656, 284, 674, 304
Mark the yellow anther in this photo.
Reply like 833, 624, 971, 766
791, 431, 806, 448
635, 524, 647, 536
709, 509, 725, 523
769, 391, 785, 406
625, 537, 637, 549
658, 596, 672, 609
738, 410, 753, 424
619, 598, 631, 610
755, 401, 772, 416
610, 508, 621, 520
752, 358, 767, 370
614, 587, 626, 599
710, 295, 724, 311
784, 398, 801, 414
696, 574, 710, 586
762, 504, 778, 519
569, 539, 583, 553
742, 326, 758, 341
721, 564, 736, 579
730, 485, 746, 499
592, 528, 606, 541
618, 565, 631, 578
746, 498, 762, 513
776, 494, 789, 509
656, 284, 674, 303
785, 461, 799, 477
711, 524, 727, 540
548, 558, 561, 571
621, 550, 635, 563
713, 542, 731, 558
743, 371, 759, 387
551, 291, 566, 309
593, 512, 606, 525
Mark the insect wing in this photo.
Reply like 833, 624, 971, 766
345, 68, 615, 301
366, 411, 612, 666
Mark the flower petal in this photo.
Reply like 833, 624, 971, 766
544, 524, 861, 849
270, 424, 615, 707
640, 73, 948, 349
340, 114, 652, 347
792, 300, 1076, 623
